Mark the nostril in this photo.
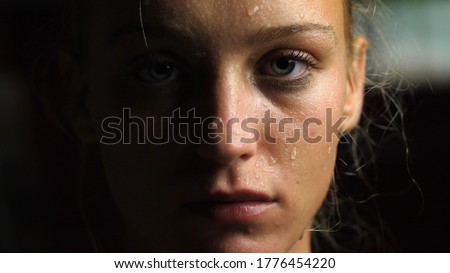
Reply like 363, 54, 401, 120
240, 153, 253, 161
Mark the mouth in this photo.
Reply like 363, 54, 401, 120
180, 191, 278, 224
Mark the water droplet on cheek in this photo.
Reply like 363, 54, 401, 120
267, 156, 275, 165
290, 147, 297, 160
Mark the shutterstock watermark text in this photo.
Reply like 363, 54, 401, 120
100, 108, 350, 145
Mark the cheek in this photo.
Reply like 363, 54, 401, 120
263, 66, 347, 228
98, 145, 161, 216
270, 123, 338, 206
267, 119, 338, 234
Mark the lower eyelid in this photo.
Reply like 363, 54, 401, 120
254, 70, 313, 92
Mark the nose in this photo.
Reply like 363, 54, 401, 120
196, 65, 259, 165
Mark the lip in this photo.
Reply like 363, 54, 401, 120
180, 191, 278, 223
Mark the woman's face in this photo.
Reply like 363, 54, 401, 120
73, 0, 366, 252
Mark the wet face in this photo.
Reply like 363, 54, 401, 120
71, 0, 367, 252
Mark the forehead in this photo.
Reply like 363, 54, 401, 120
89, 0, 345, 47
140, 1, 344, 28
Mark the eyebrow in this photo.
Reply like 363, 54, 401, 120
107, 23, 337, 46
252, 23, 337, 45
107, 24, 194, 46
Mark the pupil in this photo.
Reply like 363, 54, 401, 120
276, 58, 291, 70
154, 63, 171, 75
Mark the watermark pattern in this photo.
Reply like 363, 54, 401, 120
100, 108, 350, 145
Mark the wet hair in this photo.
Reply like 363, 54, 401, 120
311, 0, 411, 251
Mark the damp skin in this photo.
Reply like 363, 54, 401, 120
70, 0, 367, 252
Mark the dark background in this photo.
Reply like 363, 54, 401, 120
1, 1, 449, 252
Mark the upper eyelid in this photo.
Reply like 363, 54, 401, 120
269, 50, 318, 65
125, 52, 191, 76
288, 51, 317, 64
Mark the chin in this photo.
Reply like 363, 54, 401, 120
179, 234, 292, 253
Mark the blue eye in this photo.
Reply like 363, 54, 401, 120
272, 57, 297, 75
136, 61, 179, 83
126, 52, 190, 87
262, 56, 308, 78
